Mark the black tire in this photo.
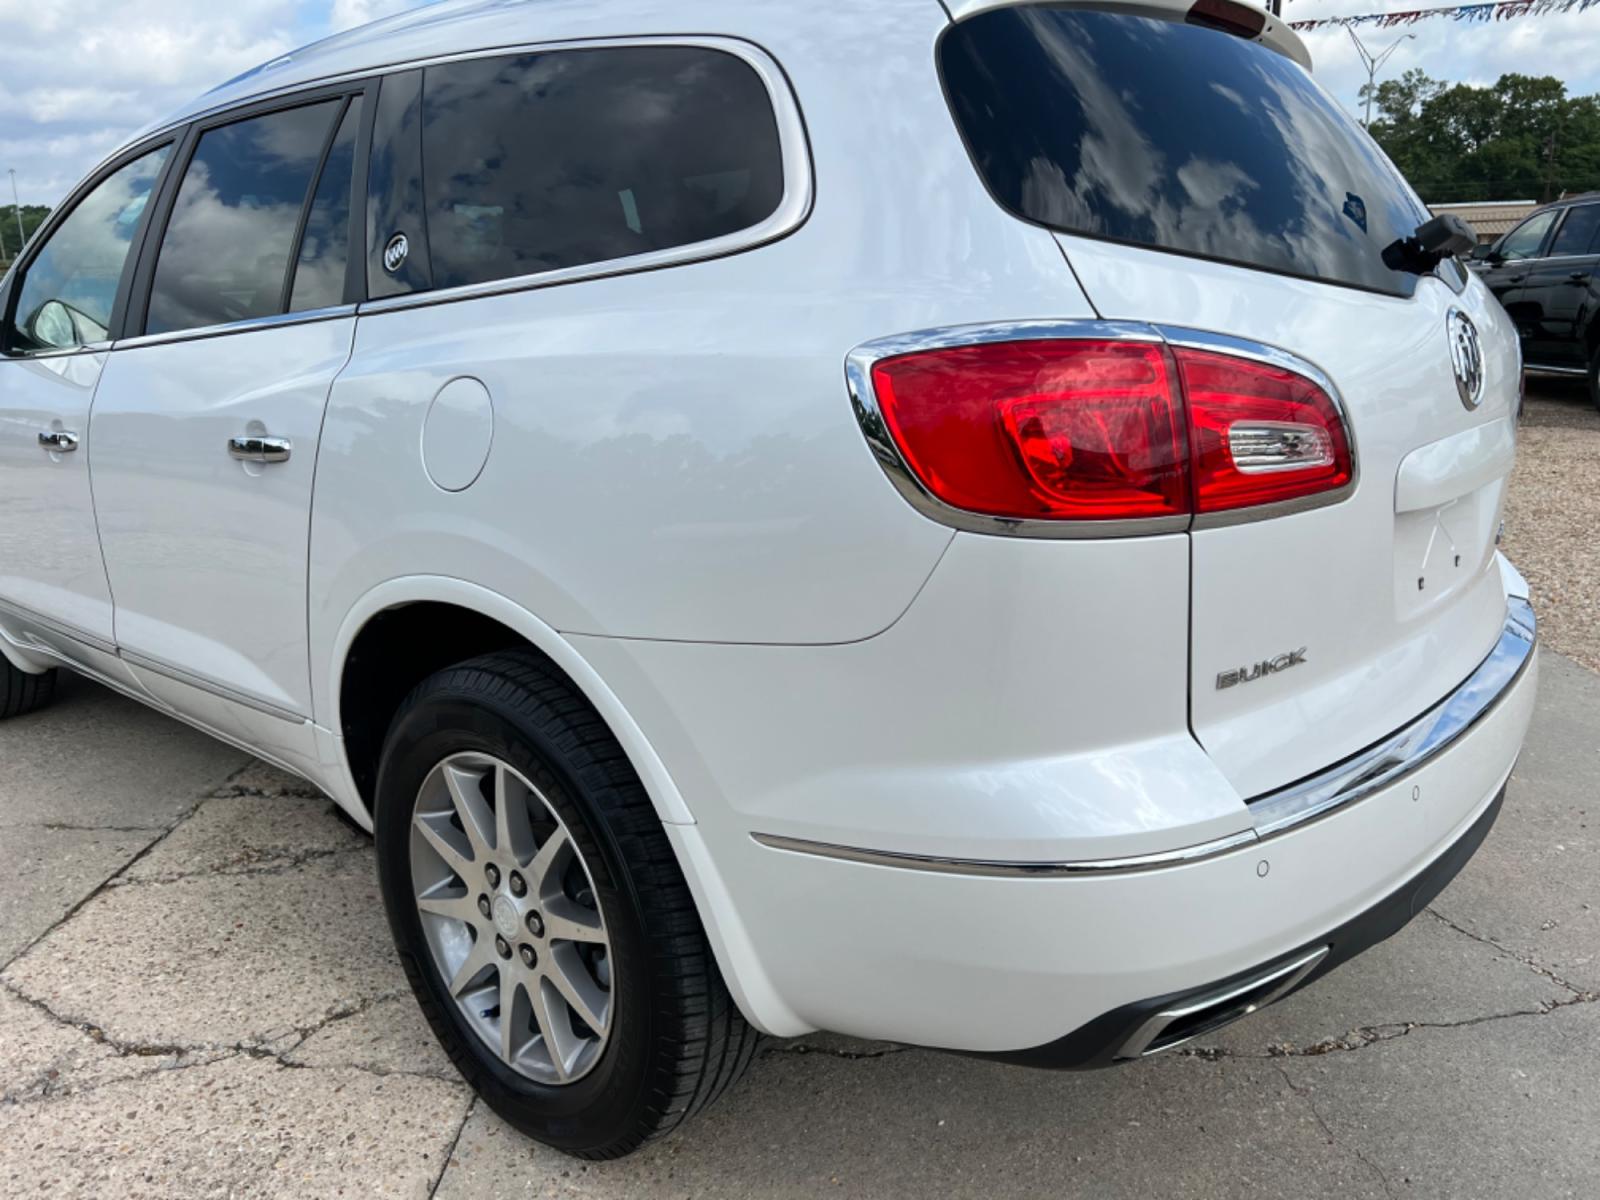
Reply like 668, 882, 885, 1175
1588, 348, 1600, 412
373, 650, 758, 1159
0, 660, 57, 719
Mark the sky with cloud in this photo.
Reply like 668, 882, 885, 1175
1, 0, 1596, 207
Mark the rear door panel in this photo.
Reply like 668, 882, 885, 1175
1056, 233, 1520, 797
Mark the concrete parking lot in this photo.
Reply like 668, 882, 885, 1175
3, 385, 1596, 1198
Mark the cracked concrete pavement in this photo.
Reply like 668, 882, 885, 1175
4, 391, 1597, 1197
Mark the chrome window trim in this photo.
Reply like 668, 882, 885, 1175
750, 597, 1535, 877
355, 36, 812, 318
0, 340, 113, 362
845, 319, 1357, 540
113, 303, 357, 351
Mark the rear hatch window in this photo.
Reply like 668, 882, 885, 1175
939, 4, 1430, 297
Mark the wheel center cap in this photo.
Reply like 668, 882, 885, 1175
491, 894, 519, 939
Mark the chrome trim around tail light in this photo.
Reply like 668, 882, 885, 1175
845, 319, 1356, 538
751, 596, 1535, 877
844, 319, 1183, 540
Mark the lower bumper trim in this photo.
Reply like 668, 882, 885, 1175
980, 784, 1506, 1070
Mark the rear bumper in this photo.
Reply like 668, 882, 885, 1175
988, 783, 1507, 1067
665, 595, 1537, 1048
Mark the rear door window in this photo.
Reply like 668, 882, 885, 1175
146, 100, 344, 336
415, 46, 784, 290
939, 5, 1431, 296
1548, 205, 1600, 257
289, 100, 361, 312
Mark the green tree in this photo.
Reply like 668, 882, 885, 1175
1367, 71, 1600, 204
0, 204, 51, 264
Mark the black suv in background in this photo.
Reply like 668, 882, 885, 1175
1472, 194, 1600, 408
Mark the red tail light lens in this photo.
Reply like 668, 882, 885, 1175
870, 340, 1188, 521
1175, 348, 1353, 513
866, 336, 1352, 525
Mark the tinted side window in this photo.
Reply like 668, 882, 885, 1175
290, 101, 360, 312
1549, 205, 1600, 258
1498, 210, 1557, 261
419, 46, 784, 290
366, 70, 430, 298
7, 145, 168, 354
146, 100, 341, 335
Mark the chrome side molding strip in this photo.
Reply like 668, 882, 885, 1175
750, 827, 1260, 879
120, 648, 307, 724
752, 598, 1535, 877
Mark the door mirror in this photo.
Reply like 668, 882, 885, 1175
1468, 243, 1493, 262
27, 299, 78, 349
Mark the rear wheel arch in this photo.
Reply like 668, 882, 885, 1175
328, 577, 804, 1039
330, 578, 696, 828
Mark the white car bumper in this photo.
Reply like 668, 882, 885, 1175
581, 573, 1537, 1054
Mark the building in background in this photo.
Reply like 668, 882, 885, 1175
1428, 200, 1538, 244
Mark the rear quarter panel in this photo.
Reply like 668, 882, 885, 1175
307, 0, 1100, 718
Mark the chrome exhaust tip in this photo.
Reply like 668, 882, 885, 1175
1116, 944, 1330, 1059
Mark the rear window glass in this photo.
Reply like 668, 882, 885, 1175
1549, 204, 1600, 257
939, 6, 1431, 296
419, 46, 785, 291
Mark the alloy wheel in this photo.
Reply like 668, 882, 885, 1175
409, 752, 613, 1085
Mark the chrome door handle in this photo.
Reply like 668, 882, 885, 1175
38, 430, 79, 452
228, 435, 292, 464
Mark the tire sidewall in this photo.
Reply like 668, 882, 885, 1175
374, 680, 659, 1153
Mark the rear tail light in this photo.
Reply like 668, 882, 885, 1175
1177, 348, 1353, 514
866, 336, 1351, 526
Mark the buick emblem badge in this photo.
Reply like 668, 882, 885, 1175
383, 232, 410, 274
1447, 307, 1484, 410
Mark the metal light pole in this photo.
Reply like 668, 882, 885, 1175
1347, 28, 1415, 128
7, 169, 24, 255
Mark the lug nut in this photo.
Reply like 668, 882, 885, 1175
485, 863, 501, 888
476, 895, 491, 918
525, 911, 544, 938
508, 871, 526, 897
495, 935, 511, 959
519, 944, 537, 968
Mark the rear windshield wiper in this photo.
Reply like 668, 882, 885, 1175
1383, 214, 1477, 275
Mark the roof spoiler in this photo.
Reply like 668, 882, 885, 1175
944, 0, 1313, 71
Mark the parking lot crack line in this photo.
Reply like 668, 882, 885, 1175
1273, 1061, 1396, 1199
1180, 991, 1598, 1062
1425, 907, 1595, 999
761, 1042, 914, 1062
0, 760, 263, 975
108, 843, 373, 887
427, 1096, 477, 1199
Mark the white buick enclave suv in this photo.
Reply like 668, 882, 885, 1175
0, 0, 1537, 1159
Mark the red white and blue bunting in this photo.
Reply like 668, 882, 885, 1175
1288, 0, 1600, 30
